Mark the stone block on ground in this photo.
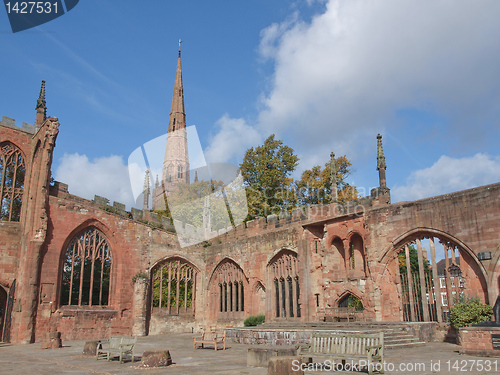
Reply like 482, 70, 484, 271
41, 331, 62, 349
247, 347, 297, 367
267, 356, 303, 375
141, 350, 173, 367
82, 341, 99, 356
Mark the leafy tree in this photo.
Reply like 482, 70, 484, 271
294, 155, 357, 205
398, 244, 430, 275
240, 134, 299, 218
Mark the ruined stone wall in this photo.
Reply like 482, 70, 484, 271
364, 183, 500, 320
0, 223, 21, 288
35, 193, 162, 342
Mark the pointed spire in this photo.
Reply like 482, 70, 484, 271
330, 152, 338, 202
35, 80, 47, 127
194, 170, 199, 182
376, 134, 387, 188
143, 170, 150, 210
168, 40, 186, 133
155, 175, 159, 188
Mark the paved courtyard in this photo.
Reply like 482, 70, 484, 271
0, 333, 498, 375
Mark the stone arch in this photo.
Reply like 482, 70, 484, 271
267, 249, 300, 319
249, 280, 266, 316
337, 290, 364, 311
150, 256, 199, 315
328, 236, 347, 278
347, 232, 366, 277
376, 227, 488, 323
58, 224, 112, 307
209, 258, 248, 321
57, 220, 118, 305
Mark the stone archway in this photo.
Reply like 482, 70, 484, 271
267, 249, 301, 319
379, 230, 488, 323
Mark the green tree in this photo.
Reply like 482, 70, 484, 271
294, 155, 357, 205
240, 134, 299, 218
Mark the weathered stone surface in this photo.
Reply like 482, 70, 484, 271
247, 347, 297, 367
267, 356, 303, 375
82, 341, 99, 356
141, 350, 172, 367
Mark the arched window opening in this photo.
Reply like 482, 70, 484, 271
396, 236, 486, 323
338, 293, 364, 311
0, 142, 25, 222
213, 260, 246, 317
60, 227, 111, 306
268, 250, 300, 319
151, 259, 197, 314
349, 234, 365, 274
177, 165, 183, 179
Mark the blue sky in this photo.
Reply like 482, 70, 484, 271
2, 0, 499, 209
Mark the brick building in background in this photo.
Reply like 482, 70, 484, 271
0, 49, 499, 344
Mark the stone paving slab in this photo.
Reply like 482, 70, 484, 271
0, 334, 498, 375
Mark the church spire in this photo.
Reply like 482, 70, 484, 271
376, 134, 387, 188
168, 39, 186, 133
35, 80, 47, 127
158, 42, 190, 200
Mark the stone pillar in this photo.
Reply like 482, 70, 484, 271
429, 238, 443, 322
405, 244, 416, 321
132, 276, 149, 336
416, 239, 430, 321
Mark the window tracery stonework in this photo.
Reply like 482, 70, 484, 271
268, 250, 300, 318
214, 260, 245, 316
60, 227, 111, 306
0, 142, 25, 222
151, 259, 197, 314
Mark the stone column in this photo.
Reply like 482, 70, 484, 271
405, 244, 416, 321
132, 276, 149, 336
429, 238, 443, 322
416, 239, 430, 321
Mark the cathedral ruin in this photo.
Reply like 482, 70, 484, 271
0, 48, 499, 344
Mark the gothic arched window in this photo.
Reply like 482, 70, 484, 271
0, 142, 25, 222
151, 258, 197, 314
268, 250, 300, 318
177, 165, 183, 179
60, 227, 111, 306
212, 259, 246, 315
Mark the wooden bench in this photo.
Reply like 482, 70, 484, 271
319, 307, 356, 322
193, 331, 226, 351
297, 332, 384, 375
96, 336, 137, 363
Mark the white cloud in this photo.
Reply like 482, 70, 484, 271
204, 114, 262, 164
255, 0, 500, 158
392, 153, 500, 202
54, 153, 136, 209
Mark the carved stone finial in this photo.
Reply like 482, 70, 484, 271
35, 80, 47, 127
376, 134, 387, 188
330, 152, 337, 202
143, 170, 151, 210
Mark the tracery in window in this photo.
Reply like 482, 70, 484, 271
213, 259, 246, 315
0, 142, 25, 222
60, 227, 111, 306
151, 258, 197, 314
